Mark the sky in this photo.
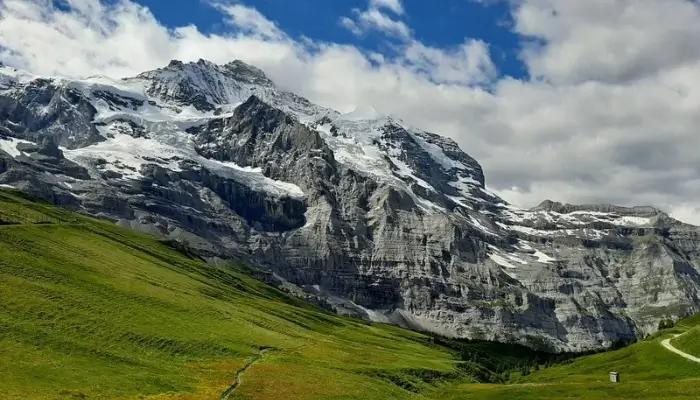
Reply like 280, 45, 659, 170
2, 0, 700, 223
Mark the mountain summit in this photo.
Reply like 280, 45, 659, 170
1, 59, 699, 351
340, 103, 388, 121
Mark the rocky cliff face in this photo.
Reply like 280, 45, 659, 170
1, 60, 699, 352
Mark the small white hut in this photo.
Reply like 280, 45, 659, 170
610, 372, 620, 383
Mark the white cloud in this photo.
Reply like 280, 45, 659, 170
513, 0, 700, 84
3, 0, 700, 224
339, 16, 363, 36
341, 0, 411, 39
371, 0, 405, 15
214, 2, 285, 40
404, 40, 497, 85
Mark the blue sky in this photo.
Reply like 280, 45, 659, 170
132, 0, 527, 79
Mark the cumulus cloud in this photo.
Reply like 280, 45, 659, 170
371, 0, 405, 15
214, 2, 285, 40
513, 0, 700, 84
2, 0, 700, 224
340, 0, 411, 39
404, 40, 497, 85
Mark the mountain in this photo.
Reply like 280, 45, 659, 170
2, 59, 700, 352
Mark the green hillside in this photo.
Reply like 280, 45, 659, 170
0, 189, 470, 400
670, 314, 700, 358
433, 315, 700, 399
3, 187, 700, 400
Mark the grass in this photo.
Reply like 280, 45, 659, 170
670, 313, 700, 358
3, 187, 700, 400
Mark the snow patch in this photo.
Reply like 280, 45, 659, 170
386, 146, 434, 191
616, 216, 653, 226
489, 253, 517, 269
204, 158, 304, 198
449, 175, 482, 201
319, 121, 442, 212
509, 224, 545, 236
64, 132, 304, 198
448, 195, 472, 209
505, 253, 529, 265
64, 134, 177, 180
0, 66, 43, 88
501, 269, 518, 279
410, 133, 466, 171
470, 216, 497, 236
532, 249, 556, 263
0, 137, 32, 157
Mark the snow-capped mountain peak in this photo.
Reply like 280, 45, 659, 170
129, 59, 258, 112
222, 59, 272, 85
339, 103, 388, 122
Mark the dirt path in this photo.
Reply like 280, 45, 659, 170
221, 348, 270, 399
661, 333, 700, 363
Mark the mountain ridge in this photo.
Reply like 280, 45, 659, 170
2, 58, 700, 352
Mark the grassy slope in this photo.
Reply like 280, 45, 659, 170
670, 314, 700, 357
433, 315, 700, 399
0, 190, 461, 400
